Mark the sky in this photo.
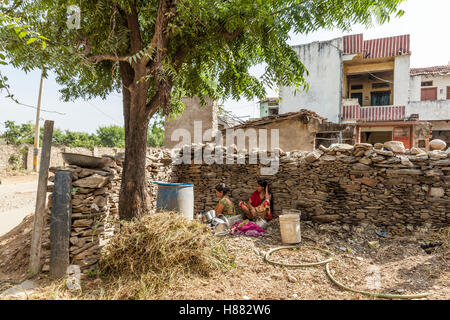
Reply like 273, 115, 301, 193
1, 0, 449, 134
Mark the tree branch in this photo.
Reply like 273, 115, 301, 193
88, 54, 127, 63
142, 0, 177, 66
220, 28, 243, 39
126, 1, 144, 54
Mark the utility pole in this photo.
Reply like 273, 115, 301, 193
33, 69, 45, 172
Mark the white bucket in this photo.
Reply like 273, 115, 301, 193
279, 211, 301, 244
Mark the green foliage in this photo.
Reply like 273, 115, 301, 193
2, 120, 34, 145
147, 119, 164, 148
1, 120, 165, 148
1, 0, 405, 108
0, 1, 49, 93
96, 125, 125, 148
8, 153, 22, 171
58, 130, 100, 150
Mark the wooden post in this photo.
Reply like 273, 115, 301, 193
49, 170, 72, 278
29, 120, 54, 274
33, 70, 45, 172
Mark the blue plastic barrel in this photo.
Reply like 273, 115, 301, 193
152, 182, 194, 220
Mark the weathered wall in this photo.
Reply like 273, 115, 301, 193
164, 97, 218, 149
172, 143, 450, 234
0, 144, 28, 174
410, 74, 450, 102
0, 145, 125, 175
430, 120, 450, 147
408, 100, 450, 121
279, 38, 343, 123
393, 55, 411, 106
224, 117, 322, 152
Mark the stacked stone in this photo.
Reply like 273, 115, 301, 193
173, 142, 450, 234
41, 160, 121, 277
145, 148, 175, 213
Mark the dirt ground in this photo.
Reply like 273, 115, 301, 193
0, 214, 448, 300
0, 174, 38, 237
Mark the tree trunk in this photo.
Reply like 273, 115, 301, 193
118, 62, 152, 220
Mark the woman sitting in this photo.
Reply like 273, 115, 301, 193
239, 179, 273, 221
214, 183, 236, 218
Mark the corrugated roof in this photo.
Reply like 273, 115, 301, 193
410, 65, 450, 76
258, 97, 279, 104
343, 34, 410, 59
228, 109, 326, 130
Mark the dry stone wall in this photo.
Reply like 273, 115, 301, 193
41, 149, 173, 277
173, 143, 450, 234
40, 143, 449, 274
0, 144, 124, 175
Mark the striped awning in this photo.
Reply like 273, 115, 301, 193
343, 34, 410, 59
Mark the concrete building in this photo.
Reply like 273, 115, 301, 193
279, 33, 439, 149
226, 110, 355, 152
258, 97, 280, 118
164, 97, 218, 149
409, 64, 450, 146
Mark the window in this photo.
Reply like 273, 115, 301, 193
447, 86, 450, 100
393, 127, 409, 138
418, 140, 426, 148
421, 81, 433, 87
371, 91, 390, 106
351, 84, 363, 90
421, 87, 437, 101
372, 83, 390, 89
351, 92, 363, 106
268, 107, 279, 115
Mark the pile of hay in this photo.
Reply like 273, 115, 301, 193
98, 211, 233, 298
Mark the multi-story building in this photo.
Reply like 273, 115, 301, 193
258, 97, 280, 118
279, 33, 441, 149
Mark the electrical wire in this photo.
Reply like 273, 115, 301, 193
86, 101, 121, 125
368, 71, 393, 83
9, 101, 66, 115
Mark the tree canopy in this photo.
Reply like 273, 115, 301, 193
2, 0, 405, 109
1, 0, 406, 219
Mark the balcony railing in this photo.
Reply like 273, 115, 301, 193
342, 104, 406, 122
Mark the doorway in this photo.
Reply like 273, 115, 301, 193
361, 131, 392, 144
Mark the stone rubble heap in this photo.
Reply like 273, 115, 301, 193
173, 141, 449, 234
41, 161, 121, 277
40, 148, 173, 277
145, 148, 175, 211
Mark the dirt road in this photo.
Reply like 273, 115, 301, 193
0, 175, 38, 236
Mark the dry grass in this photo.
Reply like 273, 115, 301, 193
424, 226, 450, 250
2, 217, 448, 300
95, 211, 233, 299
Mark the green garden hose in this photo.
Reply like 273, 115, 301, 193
264, 245, 431, 300
264, 245, 334, 267
324, 262, 430, 299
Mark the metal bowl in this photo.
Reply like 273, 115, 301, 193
61, 152, 112, 169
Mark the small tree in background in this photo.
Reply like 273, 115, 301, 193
147, 117, 164, 147
97, 125, 125, 148
2, 120, 34, 145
